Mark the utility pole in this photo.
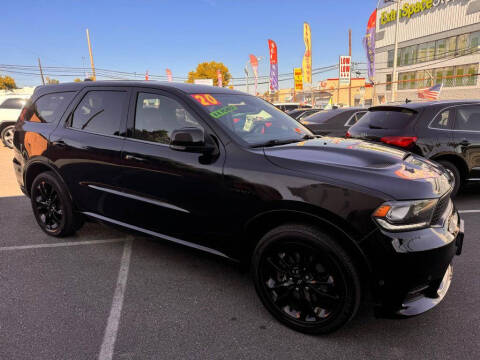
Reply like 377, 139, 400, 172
86, 28, 96, 81
391, 0, 401, 102
37, 58, 45, 85
244, 65, 250, 95
348, 29, 352, 107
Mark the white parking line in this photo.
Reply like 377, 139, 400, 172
0, 238, 126, 251
98, 239, 133, 360
459, 210, 480, 214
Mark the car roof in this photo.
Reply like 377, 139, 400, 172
303, 107, 365, 122
33, 80, 248, 96
370, 100, 480, 112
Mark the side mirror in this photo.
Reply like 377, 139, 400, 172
170, 127, 216, 154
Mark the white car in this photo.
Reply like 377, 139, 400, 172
0, 94, 30, 148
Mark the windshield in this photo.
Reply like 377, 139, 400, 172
355, 108, 417, 130
191, 93, 314, 146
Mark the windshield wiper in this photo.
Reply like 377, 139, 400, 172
251, 134, 315, 148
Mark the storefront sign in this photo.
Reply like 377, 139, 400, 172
294, 68, 303, 91
381, 0, 461, 25
339, 56, 351, 85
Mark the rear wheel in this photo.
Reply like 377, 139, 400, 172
252, 224, 361, 334
30, 171, 83, 237
438, 160, 461, 197
1, 124, 15, 148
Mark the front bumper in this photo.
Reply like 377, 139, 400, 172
361, 206, 464, 317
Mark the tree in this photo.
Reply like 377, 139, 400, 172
0, 76, 17, 90
73, 78, 82, 82
187, 61, 231, 87
45, 76, 59, 84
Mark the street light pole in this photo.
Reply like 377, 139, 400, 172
244, 65, 250, 94
391, 0, 401, 102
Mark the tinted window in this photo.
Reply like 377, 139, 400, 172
0, 98, 26, 109
430, 109, 453, 130
345, 111, 366, 127
455, 106, 480, 131
132, 93, 201, 144
26, 92, 75, 123
355, 108, 417, 130
71, 91, 126, 135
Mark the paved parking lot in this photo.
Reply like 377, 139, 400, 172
0, 146, 479, 360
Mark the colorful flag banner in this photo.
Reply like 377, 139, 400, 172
302, 23, 312, 85
166, 69, 173, 82
294, 68, 303, 91
268, 39, 279, 92
417, 84, 443, 100
217, 69, 223, 87
249, 54, 259, 95
364, 9, 377, 82
145, 70, 149, 81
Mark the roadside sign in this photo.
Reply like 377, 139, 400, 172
194, 79, 214, 86
339, 56, 351, 85
294, 68, 303, 91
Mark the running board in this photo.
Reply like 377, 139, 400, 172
82, 212, 232, 260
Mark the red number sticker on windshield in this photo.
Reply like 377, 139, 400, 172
191, 94, 221, 106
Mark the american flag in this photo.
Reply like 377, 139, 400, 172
417, 84, 443, 100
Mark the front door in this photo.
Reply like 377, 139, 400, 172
452, 104, 480, 179
118, 89, 226, 251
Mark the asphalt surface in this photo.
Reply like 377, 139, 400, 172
0, 146, 479, 360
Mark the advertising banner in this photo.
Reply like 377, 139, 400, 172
339, 56, 351, 85
249, 54, 259, 95
166, 69, 173, 82
302, 22, 312, 85
217, 69, 223, 87
294, 68, 303, 91
268, 39, 279, 92
364, 9, 377, 81
145, 70, 149, 81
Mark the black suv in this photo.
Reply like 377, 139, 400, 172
13, 82, 464, 334
347, 101, 480, 195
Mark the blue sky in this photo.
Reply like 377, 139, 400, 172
0, 0, 378, 90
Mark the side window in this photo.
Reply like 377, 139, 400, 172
454, 106, 480, 131
0, 98, 27, 109
26, 92, 75, 123
132, 92, 201, 144
70, 91, 126, 135
431, 109, 453, 130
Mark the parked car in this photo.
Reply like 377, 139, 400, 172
300, 107, 367, 137
274, 102, 312, 112
0, 94, 30, 148
13, 82, 463, 334
347, 101, 480, 196
287, 108, 321, 121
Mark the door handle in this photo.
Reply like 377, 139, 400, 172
460, 139, 470, 146
52, 140, 66, 147
124, 154, 147, 162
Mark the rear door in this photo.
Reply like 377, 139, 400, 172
452, 104, 480, 179
49, 86, 130, 218
423, 106, 455, 158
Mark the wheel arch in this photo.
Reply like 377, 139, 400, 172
430, 153, 468, 181
0, 121, 17, 132
24, 161, 71, 200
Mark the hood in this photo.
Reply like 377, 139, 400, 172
263, 137, 452, 200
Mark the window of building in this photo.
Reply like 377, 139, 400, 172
435, 39, 447, 59
434, 67, 454, 87
26, 92, 75, 123
415, 70, 425, 88
131, 92, 202, 144
386, 74, 392, 90
457, 34, 469, 56
417, 42, 428, 63
446, 36, 457, 58
470, 31, 480, 53
430, 110, 453, 130
455, 106, 480, 131
387, 50, 394, 68
70, 91, 126, 135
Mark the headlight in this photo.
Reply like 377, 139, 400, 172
372, 199, 438, 231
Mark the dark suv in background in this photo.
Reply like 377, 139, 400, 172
348, 101, 480, 195
12, 82, 463, 334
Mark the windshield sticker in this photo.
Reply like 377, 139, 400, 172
209, 105, 237, 119
243, 117, 254, 131
191, 94, 221, 106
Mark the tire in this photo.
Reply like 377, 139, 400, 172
1, 124, 15, 149
438, 160, 461, 197
252, 223, 361, 334
30, 171, 84, 237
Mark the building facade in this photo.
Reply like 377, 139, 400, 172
374, 0, 480, 103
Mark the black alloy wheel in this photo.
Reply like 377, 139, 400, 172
252, 224, 361, 334
438, 160, 461, 197
31, 171, 83, 237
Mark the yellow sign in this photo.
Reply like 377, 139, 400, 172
302, 22, 312, 84
380, 0, 459, 25
294, 68, 303, 91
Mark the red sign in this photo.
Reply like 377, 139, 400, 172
166, 69, 172, 82
217, 70, 223, 87
339, 56, 351, 84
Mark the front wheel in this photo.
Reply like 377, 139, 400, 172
252, 224, 361, 334
1, 124, 15, 148
438, 160, 461, 197
31, 171, 83, 237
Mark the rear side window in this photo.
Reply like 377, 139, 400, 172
26, 92, 75, 123
454, 106, 480, 131
70, 91, 126, 136
430, 109, 453, 130
0, 98, 27, 109
355, 108, 416, 129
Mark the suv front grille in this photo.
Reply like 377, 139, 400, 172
431, 192, 451, 225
